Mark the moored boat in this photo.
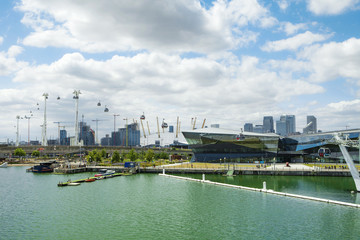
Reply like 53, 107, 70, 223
32, 160, 58, 173
85, 178, 96, 182
68, 182, 80, 186
0, 162, 8, 168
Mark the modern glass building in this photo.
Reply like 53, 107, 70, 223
182, 128, 280, 162
263, 116, 274, 133
182, 128, 360, 163
276, 115, 296, 136
303, 115, 317, 134
244, 123, 253, 132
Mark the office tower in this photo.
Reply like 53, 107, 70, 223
303, 115, 317, 134
244, 123, 253, 132
276, 115, 296, 136
263, 116, 274, 133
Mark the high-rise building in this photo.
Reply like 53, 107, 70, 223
303, 115, 317, 134
263, 116, 274, 133
244, 123, 253, 132
276, 117, 287, 136
276, 115, 296, 136
253, 125, 263, 133
101, 134, 112, 146
60, 129, 67, 145
112, 123, 140, 146
79, 122, 95, 146
287, 115, 296, 134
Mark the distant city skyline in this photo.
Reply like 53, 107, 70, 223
1, 1, 360, 142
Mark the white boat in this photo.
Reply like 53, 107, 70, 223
0, 162, 8, 168
68, 182, 80, 186
105, 170, 115, 175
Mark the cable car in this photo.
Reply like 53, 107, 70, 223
161, 119, 168, 128
104, 105, 109, 112
318, 148, 331, 158
236, 134, 245, 141
57, 96, 60, 100
140, 112, 145, 120
97, 101, 101, 106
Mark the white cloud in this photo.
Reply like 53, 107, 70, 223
17, 0, 276, 53
280, 22, 308, 36
0, 46, 27, 76
262, 31, 332, 52
313, 99, 360, 130
300, 38, 360, 83
276, 0, 289, 10
0, 36, 3, 45
2, 51, 325, 139
306, 0, 360, 15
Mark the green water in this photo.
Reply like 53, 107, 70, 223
2, 167, 360, 240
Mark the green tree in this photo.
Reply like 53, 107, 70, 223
31, 150, 40, 157
101, 149, 107, 158
138, 150, 146, 161
88, 149, 102, 163
14, 148, 26, 157
112, 151, 120, 163
126, 149, 138, 162
145, 149, 155, 162
158, 151, 169, 160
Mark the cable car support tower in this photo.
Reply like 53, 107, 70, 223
329, 133, 360, 192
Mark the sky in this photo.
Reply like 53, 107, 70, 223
1, 0, 360, 143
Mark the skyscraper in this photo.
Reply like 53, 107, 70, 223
263, 116, 274, 133
244, 123, 253, 132
303, 115, 317, 134
276, 115, 296, 136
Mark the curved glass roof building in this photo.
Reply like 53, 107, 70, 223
182, 128, 360, 163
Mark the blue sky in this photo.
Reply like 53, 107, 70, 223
1, 0, 360, 143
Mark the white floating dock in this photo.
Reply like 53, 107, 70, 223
159, 173, 360, 208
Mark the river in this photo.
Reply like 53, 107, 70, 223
1, 166, 360, 239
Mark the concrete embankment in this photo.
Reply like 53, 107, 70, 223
53, 166, 355, 177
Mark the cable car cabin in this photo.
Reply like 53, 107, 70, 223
97, 101, 101, 106
104, 105, 109, 112
140, 113, 145, 120
161, 122, 168, 128
57, 96, 60, 100
318, 148, 331, 158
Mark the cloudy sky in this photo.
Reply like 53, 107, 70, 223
1, 0, 360, 143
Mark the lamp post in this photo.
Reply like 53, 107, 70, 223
73, 90, 81, 146
16, 115, 20, 147
42, 93, 48, 146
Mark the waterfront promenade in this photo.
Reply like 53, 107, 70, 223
19, 161, 355, 176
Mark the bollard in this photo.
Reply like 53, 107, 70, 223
202, 174, 205, 181
263, 181, 266, 190
163, 168, 165, 175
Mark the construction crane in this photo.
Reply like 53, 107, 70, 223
91, 119, 108, 145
